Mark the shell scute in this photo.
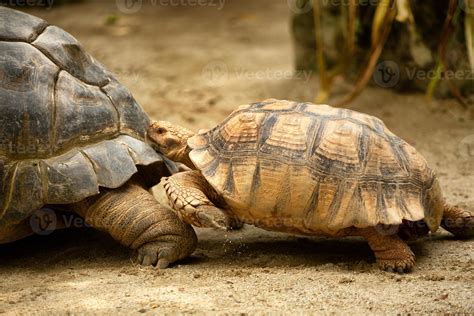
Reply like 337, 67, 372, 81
0, 42, 58, 158
82, 140, 138, 189
313, 120, 361, 166
54, 71, 119, 150
363, 134, 409, 178
32, 25, 110, 86
284, 166, 318, 220
203, 157, 230, 198
190, 147, 217, 173
0, 7, 47, 42
115, 135, 162, 166
261, 114, 311, 157
0, 161, 43, 223
101, 79, 150, 138
242, 158, 287, 220
215, 112, 265, 153
40, 149, 98, 205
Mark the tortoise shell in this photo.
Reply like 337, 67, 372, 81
188, 99, 444, 234
0, 7, 164, 225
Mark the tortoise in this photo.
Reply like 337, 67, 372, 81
0, 7, 197, 268
148, 98, 474, 272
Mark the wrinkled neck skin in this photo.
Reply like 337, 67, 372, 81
174, 144, 196, 170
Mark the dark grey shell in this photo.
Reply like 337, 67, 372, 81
0, 7, 163, 225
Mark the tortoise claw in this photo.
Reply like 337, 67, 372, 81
196, 211, 232, 230
157, 250, 171, 269
378, 258, 414, 273
136, 242, 179, 269
192, 205, 237, 231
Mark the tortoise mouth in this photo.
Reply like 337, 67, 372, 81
147, 141, 167, 153
145, 134, 167, 152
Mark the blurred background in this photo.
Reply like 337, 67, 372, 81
4, 0, 474, 123
1, 1, 473, 313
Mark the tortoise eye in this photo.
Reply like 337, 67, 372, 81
157, 127, 167, 134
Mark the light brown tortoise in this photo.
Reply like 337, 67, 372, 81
148, 99, 473, 272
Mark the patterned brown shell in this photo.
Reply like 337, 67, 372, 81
0, 7, 166, 226
188, 99, 444, 234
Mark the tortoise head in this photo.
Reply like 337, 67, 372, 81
147, 121, 195, 165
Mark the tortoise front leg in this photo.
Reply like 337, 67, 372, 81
161, 171, 240, 230
69, 181, 197, 268
355, 227, 415, 273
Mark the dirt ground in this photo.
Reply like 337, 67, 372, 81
1, 0, 474, 314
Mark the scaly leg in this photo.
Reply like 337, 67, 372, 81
161, 171, 240, 230
70, 181, 197, 268
441, 203, 474, 239
355, 227, 415, 273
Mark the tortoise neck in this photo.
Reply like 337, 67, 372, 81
177, 144, 196, 169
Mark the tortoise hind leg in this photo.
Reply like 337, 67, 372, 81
161, 170, 241, 230
69, 180, 197, 268
355, 227, 415, 273
441, 204, 474, 239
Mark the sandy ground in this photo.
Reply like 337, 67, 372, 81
1, 0, 474, 314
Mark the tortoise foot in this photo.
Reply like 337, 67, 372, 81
136, 242, 182, 269
161, 171, 239, 230
376, 250, 415, 273
357, 227, 416, 273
